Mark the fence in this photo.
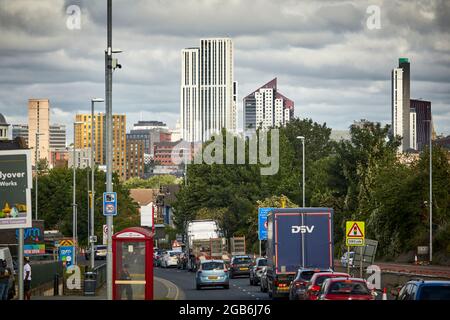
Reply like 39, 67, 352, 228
31, 260, 64, 288
93, 263, 107, 291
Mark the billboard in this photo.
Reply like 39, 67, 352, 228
258, 208, 272, 240
0, 149, 32, 230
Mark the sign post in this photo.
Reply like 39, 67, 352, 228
258, 208, 272, 257
0, 149, 32, 300
346, 221, 365, 277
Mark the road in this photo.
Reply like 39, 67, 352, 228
154, 266, 270, 300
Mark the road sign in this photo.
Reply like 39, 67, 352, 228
258, 208, 272, 240
59, 239, 74, 247
103, 192, 117, 216
346, 221, 365, 246
103, 224, 113, 245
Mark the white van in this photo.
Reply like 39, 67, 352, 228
0, 247, 16, 299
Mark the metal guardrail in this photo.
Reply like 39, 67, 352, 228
93, 263, 107, 289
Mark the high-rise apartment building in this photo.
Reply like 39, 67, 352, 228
49, 124, 66, 149
127, 121, 172, 163
126, 138, 145, 179
392, 58, 411, 152
12, 124, 29, 145
28, 99, 50, 166
410, 99, 432, 151
181, 38, 236, 142
12, 124, 66, 149
75, 113, 127, 179
133, 121, 168, 131
409, 108, 417, 150
243, 78, 294, 133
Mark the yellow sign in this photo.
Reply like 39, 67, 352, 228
59, 239, 74, 247
346, 221, 365, 246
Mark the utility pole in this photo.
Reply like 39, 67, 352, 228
105, 0, 113, 300
427, 119, 433, 263
90, 99, 103, 270
34, 132, 43, 220
73, 122, 83, 265
296, 136, 305, 267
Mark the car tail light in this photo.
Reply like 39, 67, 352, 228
311, 285, 320, 292
256, 267, 262, 271
273, 280, 279, 286
224, 269, 228, 273
278, 283, 288, 288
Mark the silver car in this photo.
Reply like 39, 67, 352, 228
249, 258, 267, 286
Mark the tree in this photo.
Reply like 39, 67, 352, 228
33, 167, 139, 247
123, 175, 181, 189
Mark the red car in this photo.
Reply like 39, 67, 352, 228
317, 278, 375, 300
305, 272, 350, 300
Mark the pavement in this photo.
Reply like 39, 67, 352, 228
33, 275, 181, 300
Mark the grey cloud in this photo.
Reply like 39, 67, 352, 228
0, 0, 449, 138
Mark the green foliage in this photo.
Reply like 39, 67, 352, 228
123, 175, 181, 189
33, 167, 139, 247
172, 117, 450, 262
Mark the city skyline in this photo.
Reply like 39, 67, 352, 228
0, 0, 449, 144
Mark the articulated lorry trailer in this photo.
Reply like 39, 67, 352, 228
266, 208, 334, 299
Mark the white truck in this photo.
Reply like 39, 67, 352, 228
186, 220, 220, 271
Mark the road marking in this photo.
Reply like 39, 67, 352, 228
154, 276, 185, 300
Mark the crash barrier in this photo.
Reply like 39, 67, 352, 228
93, 263, 107, 290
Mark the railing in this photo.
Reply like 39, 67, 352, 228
93, 263, 107, 289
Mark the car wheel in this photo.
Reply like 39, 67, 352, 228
196, 284, 201, 290
224, 285, 229, 289
249, 277, 253, 285
268, 290, 273, 298
230, 272, 234, 279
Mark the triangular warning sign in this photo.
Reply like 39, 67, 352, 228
347, 223, 363, 237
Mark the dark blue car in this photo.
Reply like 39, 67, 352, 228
396, 280, 450, 300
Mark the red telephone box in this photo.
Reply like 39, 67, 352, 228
112, 227, 154, 300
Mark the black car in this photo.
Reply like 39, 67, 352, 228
229, 255, 253, 278
288, 268, 332, 300
249, 257, 267, 285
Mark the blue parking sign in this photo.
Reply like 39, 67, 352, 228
258, 208, 273, 240
103, 192, 117, 216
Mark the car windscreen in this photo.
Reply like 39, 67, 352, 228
233, 258, 252, 264
419, 286, 450, 300
202, 262, 224, 270
169, 252, 178, 257
299, 271, 315, 281
96, 246, 107, 250
257, 259, 267, 266
329, 281, 370, 295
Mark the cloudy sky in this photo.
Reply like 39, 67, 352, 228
0, 0, 449, 143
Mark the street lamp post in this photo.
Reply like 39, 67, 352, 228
425, 119, 433, 263
296, 136, 306, 207
73, 121, 84, 266
105, 0, 122, 300
34, 132, 44, 221
296, 135, 305, 268
90, 98, 104, 270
